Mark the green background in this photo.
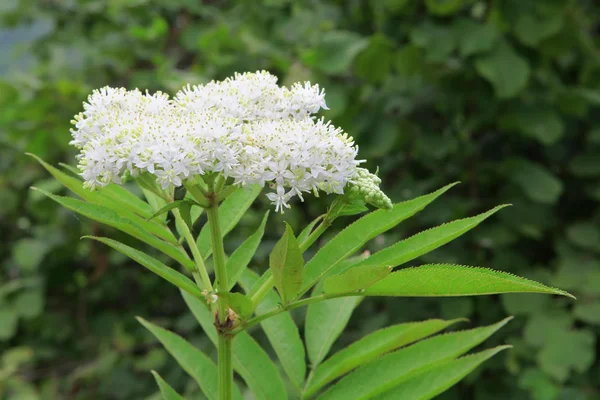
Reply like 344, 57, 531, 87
1, 0, 599, 398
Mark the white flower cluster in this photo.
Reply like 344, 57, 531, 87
71, 71, 363, 212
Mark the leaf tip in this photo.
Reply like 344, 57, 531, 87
560, 290, 577, 300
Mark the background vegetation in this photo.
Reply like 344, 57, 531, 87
1, 0, 599, 399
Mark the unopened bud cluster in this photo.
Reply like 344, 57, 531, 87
348, 168, 393, 210
70, 71, 390, 212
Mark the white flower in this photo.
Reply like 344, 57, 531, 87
71, 71, 369, 211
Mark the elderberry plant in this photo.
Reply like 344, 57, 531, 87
30, 71, 572, 400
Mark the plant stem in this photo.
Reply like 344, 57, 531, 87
235, 292, 357, 334
299, 218, 331, 250
207, 205, 228, 313
172, 208, 212, 291
206, 198, 233, 400
218, 334, 233, 400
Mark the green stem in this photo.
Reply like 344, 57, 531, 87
299, 218, 331, 251
207, 205, 228, 309
206, 196, 234, 400
172, 209, 212, 291
235, 293, 357, 334
218, 335, 233, 400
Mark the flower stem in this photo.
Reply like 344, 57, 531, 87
206, 199, 233, 400
172, 208, 212, 291
207, 205, 228, 313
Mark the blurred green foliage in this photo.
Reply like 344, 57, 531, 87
1, 0, 600, 399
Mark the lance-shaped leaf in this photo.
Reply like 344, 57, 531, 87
28, 154, 176, 243
217, 292, 254, 321
226, 211, 270, 290
142, 188, 169, 223
377, 345, 512, 400
151, 371, 185, 400
319, 318, 512, 400
28, 153, 154, 218
138, 318, 242, 400
196, 185, 262, 258
351, 205, 509, 270
305, 256, 371, 369
306, 296, 361, 368
301, 182, 459, 295
323, 264, 392, 294
181, 291, 288, 400
34, 188, 195, 270
270, 223, 304, 303
239, 269, 306, 389
85, 237, 205, 298
304, 318, 465, 398
362, 264, 575, 298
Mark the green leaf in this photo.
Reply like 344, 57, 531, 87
0, 307, 18, 340
179, 201, 193, 231
304, 318, 465, 398
151, 371, 185, 400
475, 40, 530, 99
142, 188, 169, 223
377, 345, 512, 399
308, 31, 368, 75
507, 160, 563, 204
569, 153, 600, 177
33, 188, 195, 271
138, 317, 242, 400
226, 211, 269, 290
84, 236, 205, 298
513, 4, 563, 47
454, 20, 499, 56
362, 264, 574, 298
12, 238, 49, 271
538, 329, 596, 381
196, 185, 262, 258
239, 269, 306, 390
349, 205, 509, 271
354, 34, 394, 83
218, 292, 254, 321
319, 318, 512, 399
305, 296, 361, 368
574, 302, 600, 324
12, 289, 44, 320
500, 105, 565, 145
336, 197, 369, 217
270, 223, 304, 303
323, 264, 391, 294
566, 222, 600, 252
425, 0, 464, 16
28, 154, 177, 243
410, 21, 456, 62
28, 153, 154, 219
301, 182, 459, 295
181, 291, 288, 400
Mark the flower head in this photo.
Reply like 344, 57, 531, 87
71, 71, 383, 211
